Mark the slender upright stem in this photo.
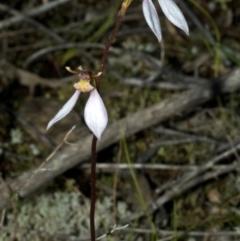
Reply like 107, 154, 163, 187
90, 136, 97, 241
89, 2, 131, 241
96, 1, 129, 87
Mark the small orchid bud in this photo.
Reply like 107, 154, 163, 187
46, 90, 80, 130
84, 89, 108, 140
143, 0, 162, 42
158, 0, 189, 35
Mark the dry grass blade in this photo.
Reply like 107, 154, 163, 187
121, 161, 239, 224
0, 3, 65, 43
0, 0, 72, 30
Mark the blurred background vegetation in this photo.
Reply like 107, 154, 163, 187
1, 0, 240, 240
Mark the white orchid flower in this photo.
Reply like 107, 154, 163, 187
84, 89, 108, 140
46, 90, 81, 131
143, 0, 162, 42
46, 67, 108, 140
142, 0, 189, 41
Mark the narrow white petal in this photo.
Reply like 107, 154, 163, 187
84, 89, 108, 140
143, 0, 162, 42
158, 0, 189, 35
46, 90, 80, 130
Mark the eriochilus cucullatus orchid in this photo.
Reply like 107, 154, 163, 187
46, 66, 108, 140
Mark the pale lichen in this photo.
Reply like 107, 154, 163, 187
1, 192, 130, 241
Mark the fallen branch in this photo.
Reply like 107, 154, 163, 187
0, 67, 240, 210
0, 61, 73, 89
81, 162, 239, 172
125, 227, 240, 238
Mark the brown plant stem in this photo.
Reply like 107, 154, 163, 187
89, 1, 131, 241
90, 136, 97, 241
96, 1, 128, 87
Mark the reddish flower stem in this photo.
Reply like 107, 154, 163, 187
89, 2, 130, 241
90, 135, 97, 241
96, 2, 128, 88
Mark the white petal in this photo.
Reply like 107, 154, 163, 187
46, 90, 80, 130
84, 89, 108, 140
158, 0, 189, 35
143, 0, 162, 42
